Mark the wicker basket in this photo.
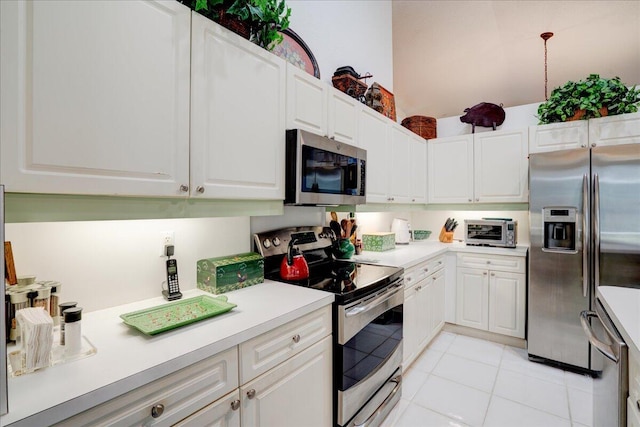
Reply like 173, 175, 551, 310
332, 74, 368, 100
401, 116, 437, 139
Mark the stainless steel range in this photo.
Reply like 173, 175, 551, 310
254, 226, 403, 427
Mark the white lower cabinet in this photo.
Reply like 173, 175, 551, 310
241, 336, 332, 427
53, 307, 332, 427
54, 347, 239, 427
456, 253, 526, 338
403, 256, 446, 367
174, 390, 241, 427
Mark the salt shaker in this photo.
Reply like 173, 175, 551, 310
63, 307, 82, 355
58, 301, 77, 345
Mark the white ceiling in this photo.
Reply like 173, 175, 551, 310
392, 1, 640, 119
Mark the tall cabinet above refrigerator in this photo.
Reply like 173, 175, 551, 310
528, 113, 640, 372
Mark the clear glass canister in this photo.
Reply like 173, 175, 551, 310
47, 282, 62, 326
9, 290, 30, 341
32, 286, 52, 316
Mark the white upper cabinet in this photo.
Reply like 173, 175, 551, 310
285, 65, 327, 136
428, 129, 528, 204
327, 88, 361, 145
588, 111, 640, 148
0, 0, 191, 196
409, 133, 427, 203
474, 129, 528, 203
427, 135, 474, 203
190, 12, 286, 199
389, 126, 412, 203
285, 67, 361, 146
528, 121, 589, 154
359, 107, 391, 203
359, 112, 426, 205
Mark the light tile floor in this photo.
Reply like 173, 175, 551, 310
382, 331, 594, 427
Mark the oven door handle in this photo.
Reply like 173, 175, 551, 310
345, 282, 403, 317
353, 375, 402, 427
580, 310, 617, 363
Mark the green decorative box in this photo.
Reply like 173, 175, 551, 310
362, 233, 396, 252
197, 252, 264, 295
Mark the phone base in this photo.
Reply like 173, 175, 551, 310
162, 290, 183, 301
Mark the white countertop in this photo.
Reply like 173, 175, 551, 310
351, 240, 529, 269
597, 286, 640, 356
2, 281, 334, 426
2, 241, 529, 425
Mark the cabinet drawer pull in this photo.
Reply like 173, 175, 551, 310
231, 399, 240, 411
486, 261, 491, 264
483, 272, 488, 276
247, 389, 256, 399
491, 273, 495, 277
151, 403, 165, 418
423, 268, 429, 273
292, 334, 301, 343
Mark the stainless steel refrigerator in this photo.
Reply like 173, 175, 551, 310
528, 143, 640, 371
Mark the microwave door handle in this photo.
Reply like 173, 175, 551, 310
582, 174, 589, 298
580, 310, 617, 362
593, 174, 600, 288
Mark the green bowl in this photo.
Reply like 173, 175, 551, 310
412, 230, 432, 240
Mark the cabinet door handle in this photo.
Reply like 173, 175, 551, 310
468, 198, 472, 202
491, 273, 495, 277
292, 334, 301, 343
483, 272, 488, 276
196, 186, 205, 194
637, 399, 640, 412
247, 389, 256, 399
151, 403, 165, 418
423, 268, 429, 273
231, 399, 240, 411
486, 261, 491, 264
179, 184, 189, 193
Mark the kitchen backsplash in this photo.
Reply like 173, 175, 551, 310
5, 208, 528, 313
328, 210, 530, 246
5, 217, 249, 312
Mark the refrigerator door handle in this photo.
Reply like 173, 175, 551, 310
580, 310, 617, 363
593, 173, 600, 287
582, 174, 589, 298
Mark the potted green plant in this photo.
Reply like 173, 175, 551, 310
185, 0, 291, 51
537, 74, 640, 125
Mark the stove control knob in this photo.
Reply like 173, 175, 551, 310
263, 239, 271, 249
272, 237, 281, 246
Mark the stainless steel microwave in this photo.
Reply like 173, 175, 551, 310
285, 129, 366, 206
464, 219, 517, 248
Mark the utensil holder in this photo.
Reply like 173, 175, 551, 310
438, 227, 454, 243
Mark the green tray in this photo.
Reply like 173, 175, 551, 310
120, 295, 237, 335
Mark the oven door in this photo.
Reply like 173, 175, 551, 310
336, 279, 403, 426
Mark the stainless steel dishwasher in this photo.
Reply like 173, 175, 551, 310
581, 298, 628, 427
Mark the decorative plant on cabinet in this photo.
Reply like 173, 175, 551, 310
182, 0, 291, 50
537, 74, 640, 124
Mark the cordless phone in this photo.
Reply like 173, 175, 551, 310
163, 258, 183, 301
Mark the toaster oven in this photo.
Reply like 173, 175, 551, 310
464, 219, 517, 248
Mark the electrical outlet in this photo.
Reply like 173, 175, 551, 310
160, 231, 175, 256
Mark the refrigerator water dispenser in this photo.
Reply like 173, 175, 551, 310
543, 207, 577, 252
